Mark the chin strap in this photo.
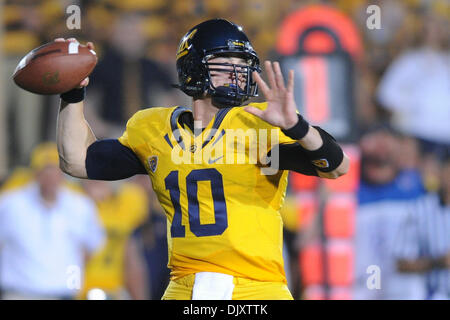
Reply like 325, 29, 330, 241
210, 84, 246, 108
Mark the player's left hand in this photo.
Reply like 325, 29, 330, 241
244, 61, 299, 130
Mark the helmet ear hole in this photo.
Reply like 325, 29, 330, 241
177, 48, 209, 97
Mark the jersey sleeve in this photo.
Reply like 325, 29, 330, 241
118, 128, 131, 149
87, 108, 159, 180
86, 139, 147, 180
117, 109, 140, 149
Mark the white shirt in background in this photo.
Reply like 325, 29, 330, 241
0, 183, 105, 298
377, 48, 450, 144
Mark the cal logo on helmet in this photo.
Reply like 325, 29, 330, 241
176, 29, 197, 60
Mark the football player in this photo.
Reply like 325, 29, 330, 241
55, 19, 349, 300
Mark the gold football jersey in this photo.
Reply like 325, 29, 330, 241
118, 102, 296, 283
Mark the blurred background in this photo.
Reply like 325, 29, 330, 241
0, 0, 449, 300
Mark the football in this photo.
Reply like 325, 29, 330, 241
12, 41, 97, 95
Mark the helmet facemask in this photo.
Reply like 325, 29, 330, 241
204, 53, 260, 108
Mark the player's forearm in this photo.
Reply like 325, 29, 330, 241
57, 100, 96, 178
297, 125, 323, 151
317, 153, 349, 179
300, 127, 349, 179
283, 118, 349, 179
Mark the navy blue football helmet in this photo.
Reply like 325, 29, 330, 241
175, 19, 261, 108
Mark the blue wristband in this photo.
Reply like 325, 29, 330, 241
60, 87, 85, 103
281, 114, 310, 140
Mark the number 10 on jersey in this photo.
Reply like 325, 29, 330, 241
165, 168, 228, 237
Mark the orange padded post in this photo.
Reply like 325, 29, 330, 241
326, 240, 354, 287
330, 287, 352, 300
324, 145, 360, 193
324, 194, 356, 238
299, 244, 323, 286
290, 171, 318, 192
304, 285, 325, 300
296, 193, 319, 229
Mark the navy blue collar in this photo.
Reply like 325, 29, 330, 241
169, 106, 232, 150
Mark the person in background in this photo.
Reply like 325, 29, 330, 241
0, 164, 82, 195
0, 143, 104, 299
354, 125, 426, 299
394, 154, 450, 300
124, 175, 170, 300
79, 179, 148, 300
0, 166, 34, 193
3, 0, 67, 166
376, 12, 449, 191
84, 12, 175, 139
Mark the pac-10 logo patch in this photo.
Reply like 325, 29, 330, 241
148, 156, 158, 173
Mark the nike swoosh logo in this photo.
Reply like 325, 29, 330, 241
208, 156, 224, 164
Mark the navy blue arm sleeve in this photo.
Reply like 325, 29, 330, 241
86, 139, 147, 180
268, 143, 319, 176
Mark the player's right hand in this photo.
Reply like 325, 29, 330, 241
54, 37, 95, 88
